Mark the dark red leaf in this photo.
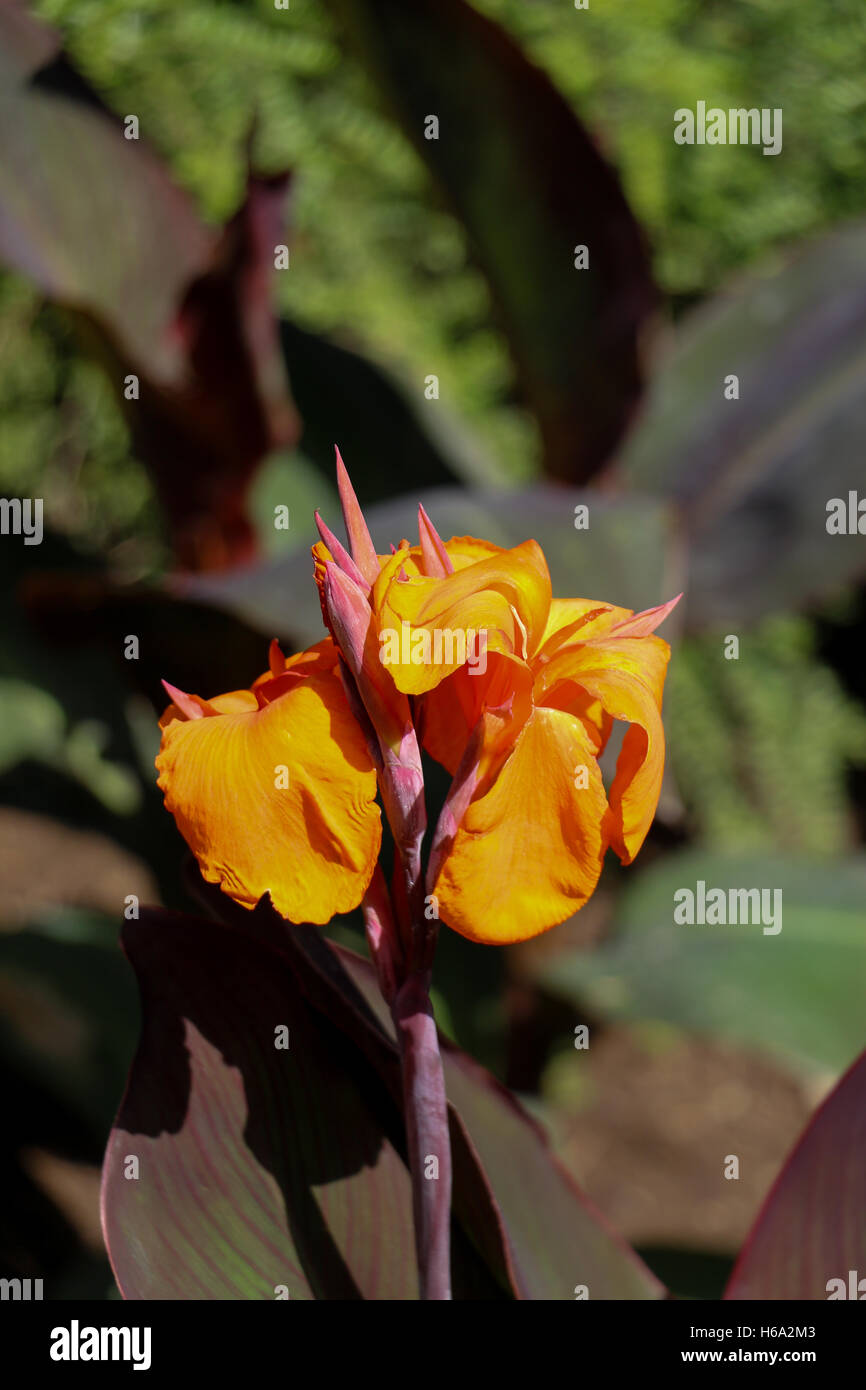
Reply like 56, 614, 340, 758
725, 1047, 866, 1300
103, 908, 418, 1299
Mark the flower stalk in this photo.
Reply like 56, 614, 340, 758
364, 871, 452, 1300
390, 964, 452, 1301
326, 461, 453, 1300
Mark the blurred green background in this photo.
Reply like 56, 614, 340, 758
2, 0, 866, 1300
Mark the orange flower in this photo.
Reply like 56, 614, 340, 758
369, 532, 679, 945
155, 637, 381, 924
156, 451, 676, 947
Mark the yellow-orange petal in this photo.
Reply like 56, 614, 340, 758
536, 597, 634, 659
535, 680, 614, 760
537, 634, 670, 864
396, 536, 506, 580
431, 707, 608, 944
443, 536, 506, 571
372, 539, 552, 695
156, 667, 381, 925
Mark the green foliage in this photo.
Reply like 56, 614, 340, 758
479, 0, 866, 300
0, 276, 159, 566
667, 618, 866, 855
2, 0, 863, 1300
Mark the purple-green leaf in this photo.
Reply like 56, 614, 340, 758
205, 886, 661, 1300
725, 1047, 866, 1299
102, 908, 418, 1299
0, 2, 211, 379
179, 484, 678, 649
617, 221, 866, 625
107, 886, 663, 1299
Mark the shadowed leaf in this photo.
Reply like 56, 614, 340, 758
102, 908, 419, 1300
617, 221, 866, 625
187, 884, 663, 1300
332, 939, 662, 1300
278, 320, 461, 501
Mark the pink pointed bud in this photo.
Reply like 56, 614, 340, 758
322, 561, 407, 752
161, 680, 210, 721
417, 504, 454, 577
335, 446, 379, 585
323, 559, 426, 868
609, 593, 682, 639
315, 510, 368, 590
322, 560, 375, 676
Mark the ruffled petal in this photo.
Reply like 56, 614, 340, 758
372, 539, 552, 695
156, 663, 381, 924
431, 707, 608, 943
536, 634, 671, 864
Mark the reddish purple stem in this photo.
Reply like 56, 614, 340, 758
362, 865, 452, 1300
324, 462, 452, 1299
391, 968, 453, 1301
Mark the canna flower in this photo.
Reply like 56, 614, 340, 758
367, 530, 679, 945
156, 451, 677, 949
156, 637, 381, 924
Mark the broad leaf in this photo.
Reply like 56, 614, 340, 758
320, 938, 664, 1299
441, 1041, 663, 1300
0, 3, 211, 376
726, 1047, 866, 1299
278, 321, 461, 502
103, 908, 419, 1300
0, 2, 299, 569
617, 221, 866, 624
